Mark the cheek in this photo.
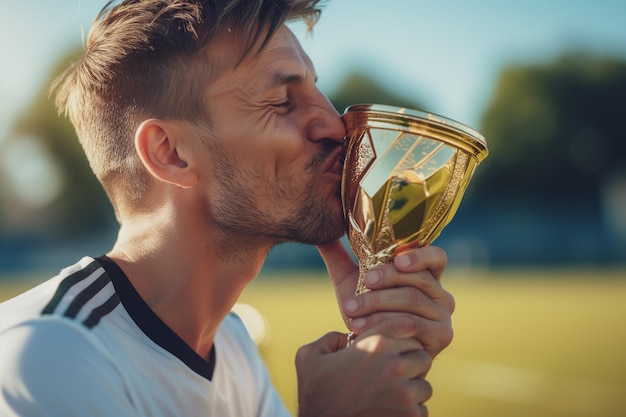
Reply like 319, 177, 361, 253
226, 115, 310, 179
269, 132, 309, 173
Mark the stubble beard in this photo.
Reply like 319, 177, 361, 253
210, 141, 345, 247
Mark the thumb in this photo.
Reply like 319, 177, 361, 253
297, 331, 349, 361
316, 240, 359, 300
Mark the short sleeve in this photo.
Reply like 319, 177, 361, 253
0, 319, 139, 417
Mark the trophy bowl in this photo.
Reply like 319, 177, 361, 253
341, 104, 489, 294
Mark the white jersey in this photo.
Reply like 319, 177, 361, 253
0, 256, 291, 417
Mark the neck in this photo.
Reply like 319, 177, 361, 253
107, 208, 270, 358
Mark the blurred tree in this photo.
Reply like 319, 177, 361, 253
476, 51, 626, 202
1, 47, 115, 237
328, 71, 426, 115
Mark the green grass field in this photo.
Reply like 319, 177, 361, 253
3, 267, 626, 416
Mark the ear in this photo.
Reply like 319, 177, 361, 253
134, 119, 198, 188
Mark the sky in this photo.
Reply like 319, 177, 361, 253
1, 0, 626, 142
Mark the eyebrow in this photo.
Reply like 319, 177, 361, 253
273, 73, 305, 87
270, 72, 318, 88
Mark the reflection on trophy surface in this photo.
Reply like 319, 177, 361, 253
341, 104, 489, 295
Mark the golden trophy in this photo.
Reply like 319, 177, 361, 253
341, 104, 489, 295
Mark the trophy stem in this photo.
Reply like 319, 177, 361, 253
355, 251, 395, 295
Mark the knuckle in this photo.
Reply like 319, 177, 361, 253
426, 270, 448, 293
426, 323, 454, 358
406, 286, 426, 305
379, 288, 400, 305
295, 344, 308, 358
384, 356, 409, 379
445, 291, 456, 314
435, 246, 448, 265
395, 383, 418, 405
422, 379, 434, 401
364, 289, 384, 310
437, 321, 454, 347
295, 341, 313, 358
417, 350, 434, 375
295, 346, 309, 367
393, 316, 420, 338
441, 323, 454, 347
413, 378, 433, 404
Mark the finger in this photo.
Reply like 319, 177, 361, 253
350, 313, 453, 358
401, 349, 434, 379
394, 246, 447, 280
391, 378, 432, 415
371, 349, 433, 410
364, 266, 442, 294
353, 316, 426, 347
385, 379, 432, 417
355, 269, 455, 316
346, 286, 450, 321
351, 332, 424, 355
412, 378, 433, 407
298, 331, 350, 358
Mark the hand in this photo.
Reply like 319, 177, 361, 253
296, 328, 433, 417
317, 240, 455, 358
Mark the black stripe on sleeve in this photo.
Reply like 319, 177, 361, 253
63, 273, 111, 319
82, 294, 121, 329
41, 260, 102, 315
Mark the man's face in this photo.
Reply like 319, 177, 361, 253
198, 25, 347, 246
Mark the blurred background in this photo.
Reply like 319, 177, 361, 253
1, 1, 625, 416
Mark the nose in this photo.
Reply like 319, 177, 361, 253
306, 92, 346, 144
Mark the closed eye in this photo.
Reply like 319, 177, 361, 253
272, 100, 292, 109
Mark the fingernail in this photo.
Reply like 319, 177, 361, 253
396, 253, 412, 268
365, 269, 381, 287
351, 317, 367, 330
345, 299, 359, 314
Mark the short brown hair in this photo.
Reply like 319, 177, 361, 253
53, 0, 322, 204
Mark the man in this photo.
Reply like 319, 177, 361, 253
0, 1, 454, 416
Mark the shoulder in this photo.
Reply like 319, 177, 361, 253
0, 257, 121, 334
0, 258, 137, 414
40, 257, 121, 328
0, 318, 136, 415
